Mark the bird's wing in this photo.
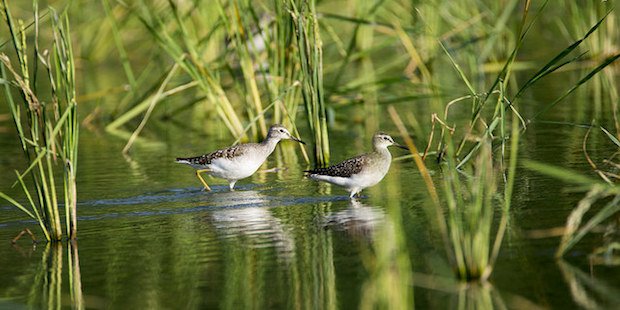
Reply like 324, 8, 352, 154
178, 144, 246, 165
305, 153, 369, 177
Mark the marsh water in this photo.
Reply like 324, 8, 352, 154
2, 76, 620, 309
1, 4, 620, 305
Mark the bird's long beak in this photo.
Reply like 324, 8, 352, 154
393, 142, 409, 150
290, 135, 306, 145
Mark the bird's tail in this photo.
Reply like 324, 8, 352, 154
174, 157, 192, 164
303, 167, 329, 175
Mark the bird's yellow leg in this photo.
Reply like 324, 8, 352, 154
196, 169, 212, 191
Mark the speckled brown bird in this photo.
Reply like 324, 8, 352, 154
176, 124, 305, 191
304, 132, 408, 198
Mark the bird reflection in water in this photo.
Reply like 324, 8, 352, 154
323, 199, 386, 239
210, 190, 294, 260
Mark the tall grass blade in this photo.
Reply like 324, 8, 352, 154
522, 160, 605, 187
600, 126, 620, 147
483, 105, 520, 280
0, 191, 35, 218
532, 53, 620, 120
219, 0, 268, 137
388, 106, 455, 267
122, 1, 246, 140
474, 0, 544, 123
102, 0, 137, 89
288, 0, 330, 165
515, 11, 612, 101
557, 189, 619, 258
330, 0, 385, 88
437, 40, 476, 96
0, 0, 79, 241
523, 160, 620, 257
122, 63, 179, 154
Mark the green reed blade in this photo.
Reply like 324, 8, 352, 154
438, 40, 476, 96
125, 1, 247, 139
0, 191, 35, 219
474, 0, 547, 123
103, 0, 136, 89
222, 0, 267, 137
289, 0, 329, 165
558, 194, 620, 258
9, 148, 52, 188
514, 52, 587, 101
122, 63, 179, 153
523, 160, 607, 188
600, 126, 620, 147
1, 0, 27, 69
330, 0, 385, 87
455, 116, 500, 170
15, 170, 51, 241
0, 0, 79, 241
532, 53, 620, 120
515, 12, 611, 101
389, 106, 456, 269
1, 61, 29, 154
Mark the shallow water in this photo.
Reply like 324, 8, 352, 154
1, 16, 619, 305
2, 108, 620, 309
2, 0, 620, 307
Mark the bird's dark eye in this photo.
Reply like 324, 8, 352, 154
280, 129, 285, 133
383, 137, 389, 140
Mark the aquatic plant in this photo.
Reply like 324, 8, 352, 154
388, 0, 614, 280
111, 0, 247, 141
0, 0, 79, 241
384, 0, 529, 281
524, 123, 620, 258
524, 160, 620, 258
386, 0, 618, 280
391, 103, 517, 281
507, 4, 620, 260
100, 0, 318, 163
287, 0, 330, 166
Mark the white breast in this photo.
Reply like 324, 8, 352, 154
208, 153, 266, 180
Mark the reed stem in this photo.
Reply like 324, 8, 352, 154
0, 0, 79, 242
288, 0, 330, 166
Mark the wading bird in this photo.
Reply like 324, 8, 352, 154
305, 132, 407, 198
176, 124, 305, 191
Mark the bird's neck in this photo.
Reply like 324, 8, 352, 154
260, 136, 280, 153
372, 146, 391, 160
373, 144, 388, 153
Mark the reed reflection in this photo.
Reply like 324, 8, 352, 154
10, 242, 87, 309
558, 260, 620, 309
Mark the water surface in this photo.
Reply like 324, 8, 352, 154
2, 112, 620, 309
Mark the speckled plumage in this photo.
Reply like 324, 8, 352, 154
176, 124, 305, 190
177, 144, 246, 166
304, 154, 368, 177
305, 132, 408, 198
